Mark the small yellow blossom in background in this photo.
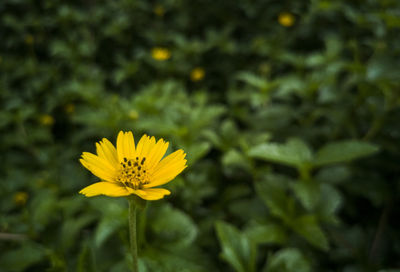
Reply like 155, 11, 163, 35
14, 192, 28, 206
278, 12, 295, 27
154, 5, 165, 17
128, 110, 139, 120
39, 114, 55, 126
151, 47, 171, 61
79, 131, 187, 200
190, 67, 205, 82
64, 103, 75, 114
25, 34, 34, 45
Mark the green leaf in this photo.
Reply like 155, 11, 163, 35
77, 240, 95, 272
94, 216, 125, 248
149, 204, 197, 249
249, 138, 313, 168
31, 190, 58, 229
316, 184, 342, 224
291, 215, 329, 251
255, 175, 294, 223
221, 119, 240, 140
142, 247, 210, 272
0, 243, 46, 272
275, 75, 307, 97
237, 72, 269, 90
215, 221, 256, 272
61, 214, 96, 250
222, 149, 251, 170
315, 166, 351, 184
291, 180, 320, 211
90, 198, 127, 247
313, 140, 379, 167
264, 248, 311, 272
186, 141, 211, 164
245, 222, 287, 245
367, 55, 400, 81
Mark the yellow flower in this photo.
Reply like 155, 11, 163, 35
154, 5, 165, 17
79, 131, 187, 200
39, 114, 55, 126
128, 110, 139, 120
278, 12, 295, 27
151, 47, 171, 61
25, 34, 34, 45
190, 67, 205, 82
14, 192, 28, 206
65, 103, 75, 114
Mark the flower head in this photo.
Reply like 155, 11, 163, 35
25, 34, 34, 45
79, 131, 187, 200
14, 192, 29, 206
151, 47, 171, 61
64, 103, 75, 114
39, 114, 55, 126
278, 12, 295, 27
154, 5, 165, 17
128, 109, 139, 120
190, 67, 205, 82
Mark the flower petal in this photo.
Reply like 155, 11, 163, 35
79, 182, 130, 197
145, 164, 187, 188
146, 150, 187, 187
96, 138, 119, 169
117, 131, 135, 162
146, 138, 169, 171
152, 149, 186, 174
142, 136, 156, 159
133, 188, 171, 200
135, 134, 152, 159
80, 152, 116, 182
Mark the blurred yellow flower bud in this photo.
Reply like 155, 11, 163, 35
39, 114, 55, 126
65, 103, 75, 114
14, 192, 28, 206
25, 34, 34, 45
151, 47, 171, 61
278, 12, 295, 27
154, 5, 165, 17
190, 67, 205, 82
128, 110, 139, 120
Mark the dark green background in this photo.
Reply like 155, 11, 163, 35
1, 0, 400, 271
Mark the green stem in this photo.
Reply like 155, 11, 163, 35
299, 164, 311, 181
128, 197, 139, 272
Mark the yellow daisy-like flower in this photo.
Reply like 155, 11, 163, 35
25, 34, 34, 45
39, 114, 55, 126
64, 103, 75, 114
278, 12, 295, 27
14, 192, 29, 206
154, 5, 165, 17
190, 67, 205, 82
151, 47, 171, 61
79, 131, 187, 200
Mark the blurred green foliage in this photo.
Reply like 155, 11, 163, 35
1, 0, 400, 271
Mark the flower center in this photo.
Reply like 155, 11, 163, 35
116, 156, 149, 189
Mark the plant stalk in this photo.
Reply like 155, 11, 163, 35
128, 197, 139, 272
